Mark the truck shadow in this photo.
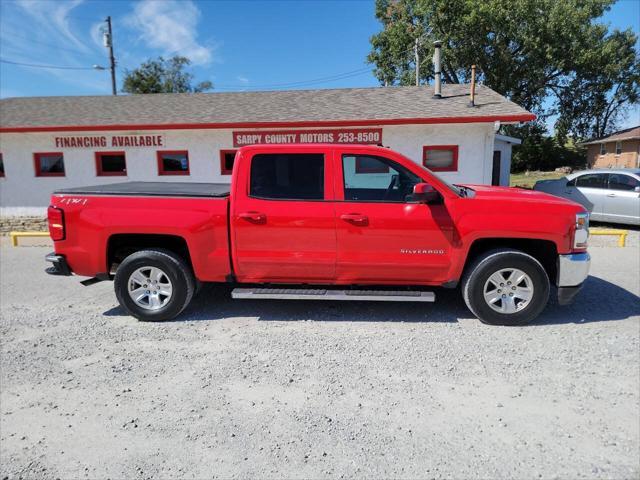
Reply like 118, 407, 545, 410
103, 275, 639, 325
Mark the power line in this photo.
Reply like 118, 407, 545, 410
211, 39, 431, 91
3, 33, 97, 56
213, 67, 373, 90
0, 58, 97, 70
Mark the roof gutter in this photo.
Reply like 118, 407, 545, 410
0, 114, 536, 133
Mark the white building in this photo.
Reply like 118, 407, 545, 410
0, 85, 532, 216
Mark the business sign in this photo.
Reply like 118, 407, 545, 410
54, 134, 165, 149
232, 128, 382, 147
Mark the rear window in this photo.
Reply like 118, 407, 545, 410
249, 153, 324, 200
575, 173, 607, 189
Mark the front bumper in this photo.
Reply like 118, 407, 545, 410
45, 252, 72, 276
556, 252, 590, 305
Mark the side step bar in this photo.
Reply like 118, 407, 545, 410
232, 288, 435, 302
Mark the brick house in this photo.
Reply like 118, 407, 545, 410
583, 125, 640, 169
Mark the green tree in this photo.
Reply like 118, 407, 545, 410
368, 0, 639, 140
122, 56, 213, 94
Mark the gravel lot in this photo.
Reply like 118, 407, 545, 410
1, 238, 639, 479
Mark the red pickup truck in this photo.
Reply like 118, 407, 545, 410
45, 144, 590, 325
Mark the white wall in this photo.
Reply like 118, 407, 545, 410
0, 123, 495, 214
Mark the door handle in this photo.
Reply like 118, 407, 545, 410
238, 211, 266, 222
340, 213, 369, 225
606, 194, 617, 197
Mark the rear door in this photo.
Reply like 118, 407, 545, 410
604, 173, 640, 224
231, 149, 337, 282
332, 150, 454, 284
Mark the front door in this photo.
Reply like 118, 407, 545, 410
231, 150, 336, 282
333, 152, 454, 285
604, 173, 640, 224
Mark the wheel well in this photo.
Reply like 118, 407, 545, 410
464, 238, 558, 283
107, 234, 193, 273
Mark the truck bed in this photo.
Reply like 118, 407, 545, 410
54, 182, 230, 198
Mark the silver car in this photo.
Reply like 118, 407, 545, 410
534, 168, 640, 226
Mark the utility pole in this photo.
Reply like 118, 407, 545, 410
104, 16, 117, 95
414, 37, 420, 86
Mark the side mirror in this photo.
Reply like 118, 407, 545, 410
634, 186, 640, 193
411, 183, 439, 203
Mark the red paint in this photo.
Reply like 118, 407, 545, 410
95, 151, 127, 176
49, 143, 584, 287
2, 114, 536, 133
219, 149, 237, 175
34, 152, 65, 177
157, 150, 190, 176
233, 128, 382, 147
423, 145, 459, 172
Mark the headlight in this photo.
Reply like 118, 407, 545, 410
574, 212, 589, 249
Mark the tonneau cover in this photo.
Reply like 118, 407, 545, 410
54, 182, 230, 198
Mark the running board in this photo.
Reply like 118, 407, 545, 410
231, 288, 435, 302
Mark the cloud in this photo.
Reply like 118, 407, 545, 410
236, 75, 249, 85
125, 0, 212, 65
0, 0, 113, 93
15, 0, 91, 52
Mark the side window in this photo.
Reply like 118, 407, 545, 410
608, 174, 639, 191
0, 153, 4, 177
566, 178, 576, 187
342, 154, 420, 202
599, 143, 606, 155
250, 153, 324, 200
576, 173, 607, 189
615, 141, 622, 155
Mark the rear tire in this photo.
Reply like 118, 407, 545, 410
461, 249, 550, 326
114, 249, 195, 321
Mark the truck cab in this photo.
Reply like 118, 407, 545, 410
46, 144, 591, 325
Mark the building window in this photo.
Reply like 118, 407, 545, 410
423, 145, 458, 172
355, 156, 389, 174
34, 152, 65, 177
96, 151, 127, 176
0, 153, 4, 177
600, 143, 606, 155
157, 150, 189, 175
220, 150, 237, 175
615, 141, 622, 155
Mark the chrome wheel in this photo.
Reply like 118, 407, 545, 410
483, 268, 534, 314
127, 266, 173, 311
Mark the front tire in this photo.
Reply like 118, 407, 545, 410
462, 249, 550, 326
114, 249, 195, 321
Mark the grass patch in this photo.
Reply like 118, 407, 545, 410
510, 171, 566, 189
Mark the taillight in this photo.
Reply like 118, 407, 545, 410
47, 206, 65, 241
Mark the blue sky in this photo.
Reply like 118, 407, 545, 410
1, 0, 638, 128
